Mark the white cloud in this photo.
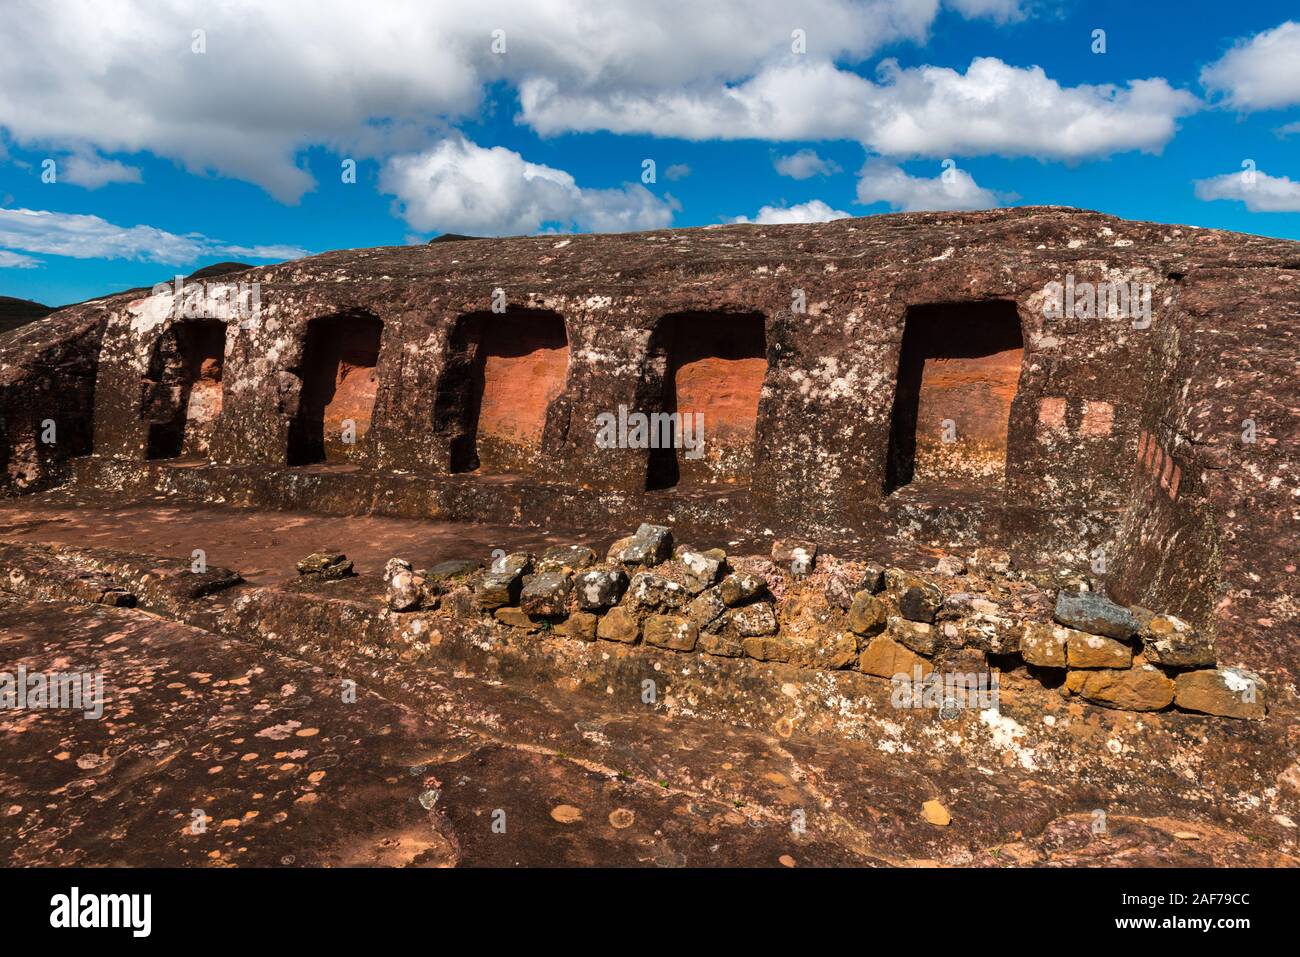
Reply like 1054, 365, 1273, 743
1201, 21, 1300, 111
379, 138, 675, 235
944, 0, 1027, 24
0, 249, 40, 268
521, 58, 1198, 160
856, 160, 1000, 211
1194, 168, 1300, 213
774, 148, 842, 179
664, 163, 692, 181
0, 208, 307, 264
60, 151, 143, 189
1277, 121, 1300, 138
732, 199, 851, 224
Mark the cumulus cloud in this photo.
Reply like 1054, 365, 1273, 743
856, 160, 1000, 211
379, 138, 675, 235
944, 0, 1027, 24
0, 249, 40, 268
1201, 21, 1300, 111
774, 149, 842, 179
1194, 168, 1300, 213
732, 199, 851, 224
60, 151, 143, 189
664, 163, 692, 181
521, 58, 1199, 160
0, 208, 307, 264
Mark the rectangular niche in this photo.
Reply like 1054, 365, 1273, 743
884, 300, 1024, 493
287, 312, 383, 466
144, 319, 228, 460
646, 311, 767, 490
443, 308, 569, 474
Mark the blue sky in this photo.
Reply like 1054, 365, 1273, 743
1, 0, 1298, 307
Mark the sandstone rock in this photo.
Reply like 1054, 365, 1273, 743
612, 523, 673, 566
1020, 622, 1069, 668
1174, 669, 1266, 720
698, 631, 744, 657
890, 616, 938, 656
520, 570, 573, 618
858, 635, 933, 679
625, 572, 688, 613
1066, 632, 1133, 669
846, 591, 887, 636
968, 548, 1012, 576
772, 539, 817, 576
605, 536, 634, 564
741, 636, 793, 662
720, 572, 767, 607
959, 613, 1020, 655
98, 589, 136, 607
494, 606, 537, 631
488, 551, 533, 577
1076, 666, 1174, 711
383, 557, 412, 583
687, 587, 727, 631
537, 544, 597, 573
643, 615, 698, 651
1053, 591, 1138, 639
475, 568, 524, 610
1136, 610, 1216, 669
726, 602, 778, 637
387, 568, 425, 612
824, 563, 883, 610
898, 577, 942, 623
574, 567, 628, 611
596, 606, 639, 643
296, 551, 352, 580
677, 549, 722, 592
933, 555, 966, 577
922, 800, 951, 827
556, 610, 598, 641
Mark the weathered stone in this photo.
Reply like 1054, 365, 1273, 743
846, 591, 887, 636
1053, 591, 1138, 639
890, 616, 938, 656
573, 567, 628, 611
1076, 667, 1175, 711
719, 572, 767, 607
475, 569, 523, 610
677, 549, 722, 592
383, 557, 411, 583
968, 548, 1012, 576
487, 552, 533, 577
612, 523, 673, 566
687, 587, 727, 631
520, 570, 573, 617
98, 589, 136, 607
1174, 669, 1266, 720
741, 636, 793, 662
537, 544, 597, 573
387, 568, 425, 612
897, 577, 942, 623
726, 602, 778, 637
605, 536, 634, 564
296, 551, 352, 580
596, 606, 639, 643
772, 539, 817, 576
1020, 622, 1070, 668
643, 615, 698, 651
625, 572, 688, 613
858, 635, 933, 679
494, 606, 537, 631
697, 631, 745, 657
933, 555, 966, 577
556, 610, 599, 641
1066, 632, 1133, 669
1136, 610, 1216, 669
958, 612, 1019, 655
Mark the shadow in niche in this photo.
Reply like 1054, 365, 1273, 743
442, 308, 569, 474
145, 320, 227, 460
646, 311, 767, 491
883, 300, 1024, 495
287, 312, 383, 466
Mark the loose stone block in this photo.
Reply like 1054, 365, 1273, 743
625, 572, 687, 613
858, 635, 933, 679
726, 602, 778, 637
741, 636, 793, 662
1174, 668, 1266, 720
1075, 666, 1174, 711
612, 523, 673, 566
557, 610, 598, 641
574, 567, 628, 611
847, 591, 887, 636
772, 539, 817, 575
596, 606, 640, 643
1135, 609, 1215, 668
1066, 632, 1133, 669
898, 577, 942, 623
520, 570, 573, 617
475, 568, 524, 610
537, 545, 597, 573
643, 614, 698, 651
1053, 591, 1138, 639
677, 549, 722, 592
687, 587, 727, 631
890, 616, 938, 656
720, 572, 767, 607
1020, 622, 1069, 668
